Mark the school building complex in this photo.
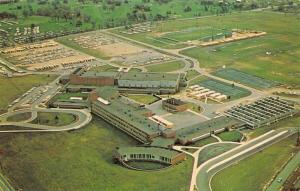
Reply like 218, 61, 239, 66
69, 67, 185, 94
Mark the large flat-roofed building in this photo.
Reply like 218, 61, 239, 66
69, 68, 183, 94
117, 72, 181, 94
69, 68, 117, 86
90, 87, 162, 143
176, 116, 244, 145
225, 97, 298, 129
114, 146, 186, 166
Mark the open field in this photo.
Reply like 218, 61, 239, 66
0, 75, 57, 112
1, 0, 257, 41
145, 60, 185, 72
244, 115, 300, 139
89, 64, 118, 72
266, 151, 300, 191
30, 112, 76, 126
125, 94, 159, 105
211, 134, 299, 191
186, 69, 201, 81
6, 112, 31, 122
191, 137, 218, 147
217, 130, 243, 142
57, 31, 146, 60
0, 117, 192, 191
179, 11, 300, 86
198, 143, 238, 166
114, 10, 300, 86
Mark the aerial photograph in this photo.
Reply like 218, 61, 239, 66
0, 0, 299, 190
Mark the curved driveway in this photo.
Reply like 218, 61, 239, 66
196, 129, 296, 191
0, 108, 92, 132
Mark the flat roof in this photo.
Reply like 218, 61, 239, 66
93, 87, 162, 135
118, 72, 180, 81
81, 71, 117, 78
176, 116, 243, 141
117, 146, 181, 158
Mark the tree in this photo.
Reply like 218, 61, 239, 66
184, 6, 192, 12
22, 9, 29, 18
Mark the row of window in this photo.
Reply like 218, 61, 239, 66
129, 153, 155, 159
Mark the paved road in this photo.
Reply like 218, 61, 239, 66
195, 128, 298, 191
0, 108, 92, 132
266, 150, 300, 191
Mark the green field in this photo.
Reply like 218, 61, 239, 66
186, 69, 201, 81
211, 134, 299, 191
30, 112, 76, 126
6, 112, 31, 122
191, 137, 218, 147
244, 115, 300, 139
0, 117, 192, 191
198, 143, 238, 166
213, 68, 279, 89
179, 11, 300, 86
217, 130, 243, 142
1, 0, 275, 46
296, 179, 300, 188
89, 64, 119, 72
126, 161, 169, 171
145, 60, 185, 72
0, 75, 57, 113
126, 94, 159, 105
129, 68, 142, 72
187, 102, 203, 113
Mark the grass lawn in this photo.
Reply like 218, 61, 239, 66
126, 161, 170, 170
145, 60, 186, 72
187, 102, 203, 113
180, 11, 300, 86
188, 75, 207, 86
126, 94, 159, 105
244, 115, 300, 139
217, 130, 243, 142
30, 112, 76, 126
0, 75, 57, 112
211, 134, 299, 191
0, 117, 192, 191
191, 137, 218, 147
6, 112, 32, 122
198, 143, 238, 166
89, 65, 119, 72
129, 68, 142, 72
186, 69, 201, 81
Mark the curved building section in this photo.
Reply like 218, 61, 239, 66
114, 146, 186, 166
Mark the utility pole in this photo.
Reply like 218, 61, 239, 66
297, 130, 300, 147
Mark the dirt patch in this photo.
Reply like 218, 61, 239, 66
96, 42, 144, 57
